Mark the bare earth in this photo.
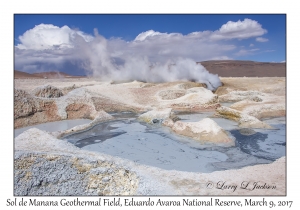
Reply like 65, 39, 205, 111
14, 61, 286, 195
199, 60, 286, 77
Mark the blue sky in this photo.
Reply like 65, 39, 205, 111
14, 14, 286, 75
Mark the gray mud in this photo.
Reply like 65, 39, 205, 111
15, 112, 285, 173
62, 112, 285, 173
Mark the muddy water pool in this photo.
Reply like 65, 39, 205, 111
60, 112, 286, 173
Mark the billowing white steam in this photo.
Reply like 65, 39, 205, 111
74, 29, 222, 90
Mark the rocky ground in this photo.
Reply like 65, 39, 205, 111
14, 77, 286, 195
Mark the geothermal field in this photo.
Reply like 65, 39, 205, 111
14, 61, 286, 196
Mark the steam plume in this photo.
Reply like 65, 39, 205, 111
74, 29, 222, 90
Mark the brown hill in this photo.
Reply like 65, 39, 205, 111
15, 60, 286, 79
14, 70, 85, 79
32, 71, 73, 79
14, 70, 42, 79
199, 60, 286, 77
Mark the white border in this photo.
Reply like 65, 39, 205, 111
2, 0, 297, 209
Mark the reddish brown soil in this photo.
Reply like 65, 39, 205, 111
15, 60, 286, 79
14, 70, 86, 79
199, 60, 286, 77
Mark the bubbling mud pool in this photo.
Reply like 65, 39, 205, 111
58, 112, 286, 173
14, 112, 286, 173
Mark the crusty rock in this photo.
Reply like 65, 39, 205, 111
218, 91, 265, 102
15, 128, 138, 196
239, 128, 256, 136
175, 82, 207, 90
162, 118, 175, 127
138, 108, 179, 124
56, 111, 114, 138
170, 118, 235, 146
156, 87, 219, 111
158, 89, 186, 100
215, 106, 273, 129
230, 100, 285, 120
14, 89, 40, 119
14, 89, 61, 128
32, 85, 63, 98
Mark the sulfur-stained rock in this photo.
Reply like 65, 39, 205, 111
218, 91, 265, 102
156, 87, 219, 111
230, 100, 285, 120
14, 128, 138, 196
218, 90, 285, 120
56, 111, 114, 138
138, 108, 179, 124
170, 118, 235, 146
162, 118, 175, 127
215, 106, 273, 129
32, 85, 63, 98
14, 89, 61, 128
175, 82, 207, 90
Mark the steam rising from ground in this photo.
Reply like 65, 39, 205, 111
15, 18, 270, 90
74, 30, 222, 90
18, 21, 274, 90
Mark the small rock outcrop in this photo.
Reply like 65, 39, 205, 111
218, 91, 265, 102
215, 106, 273, 129
138, 108, 179, 124
156, 87, 219, 111
169, 118, 235, 146
14, 89, 60, 128
56, 111, 114, 138
32, 85, 63, 98
175, 82, 207, 90
15, 128, 139, 196
158, 90, 186, 100
14, 89, 40, 119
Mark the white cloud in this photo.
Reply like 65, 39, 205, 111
134, 30, 181, 41
210, 18, 267, 40
256, 37, 269, 42
15, 19, 268, 84
210, 55, 232, 60
250, 43, 254, 47
16, 24, 93, 50
235, 48, 260, 56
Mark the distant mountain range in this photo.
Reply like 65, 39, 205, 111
199, 60, 285, 77
14, 70, 86, 79
14, 60, 286, 79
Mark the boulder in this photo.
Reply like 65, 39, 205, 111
170, 118, 235, 146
